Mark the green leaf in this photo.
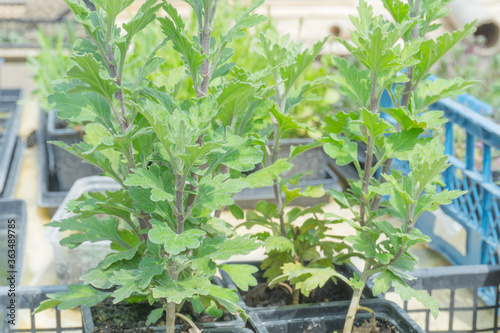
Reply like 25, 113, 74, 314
264, 236, 295, 254
269, 104, 312, 135
49, 90, 113, 131
282, 185, 325, 204
145, 308, 164, 326
67, 54, 119, 101
393, 278, 439, 319
280, 37, 328, 93
46, 216, 125, 249
414, 22, 476, 83
34, 285, 111, 314
228, 204, 244, 220
152, 275, 211, 303
101, 244, 140, 269
323, 134, 359, 167
220, 0, 267, 46
381, 0, 410, 23
385, 129, 425, 159
331, 56, 371, 107
208, 130, 263, 172
136, 256, 165, 289
195, 174, 247, 211
245, 158, 292, 188
327, 189, 349, 209
149, 220, 205, 255
124, 164, 175, 202
372, 270, 394, 295
270, 262, 346, 297
110, 270, 145, 303
288, 141, 322, 161
220, 264, 258, 292
195, 234, 261, 262
159, 3, 206, 83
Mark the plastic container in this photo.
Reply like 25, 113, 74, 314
81, 277, 249, 333
37, 112, 68, 214
0, 89, 22, 195
0, 137, 23, 198
46, 111, 101, 191
395, 264, 500, 333
219, 261, 377, 311
46, 176, 121, 284
0, 89, 22, 103
0, 285, 81, 333
0, 200, 26, 288
235, 139, 342, 208
246, 299, 425, 333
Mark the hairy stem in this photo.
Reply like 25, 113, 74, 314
165, 302, 176, 333
343, 265, 371, 333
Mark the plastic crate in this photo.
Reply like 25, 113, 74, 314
0, 137, 24, 198
0, 89, 22, 195
0, 200, 26, 288
388, 265, 500, 333
45, 176, 121, 284
0, 285, 85, 333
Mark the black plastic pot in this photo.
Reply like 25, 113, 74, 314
246, 299, 425, 333
235, 139, 342, 208
81, 277, 250, 333
0, 89, 22, 196
46, 111, 101, 191
219, 261, 376, 311
37, 112, 101, 215
0, 136, 23, 198
0, 199, 26, 288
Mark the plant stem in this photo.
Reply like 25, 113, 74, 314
176, 313, 202, 333
165, 302, 176, 333
343, 265, 371, 333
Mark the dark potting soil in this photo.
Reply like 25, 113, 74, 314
343, 318, 399, 333
91, 298, 229, 333
242, 278, 353, 307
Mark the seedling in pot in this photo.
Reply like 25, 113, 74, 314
225, 32, 357, 306
33, 0, 273, 332
271, 0, 474, 331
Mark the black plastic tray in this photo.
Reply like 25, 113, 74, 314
81, 277, 248, 333
235, 138, 342, 208
0, 137, 24, 198
46, 111, 101, 192
398, 265, 500, 333
0, 89, 22, 194
38, 112, 100, 215
219, 261, 377, 311
0, 200, 26, 288
0, 89, 22, 103
0, 285, 80, 332
37, 112, 66, 214
247, 299, 424, 333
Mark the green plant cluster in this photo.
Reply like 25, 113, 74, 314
34, 0, 474, 332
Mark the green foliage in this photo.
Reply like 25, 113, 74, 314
34, 0, 280, 331
322, 1, 471, 331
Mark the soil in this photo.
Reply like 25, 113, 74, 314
242, 278, 353, 307
341, 318, 399, 333
91, 298, 230, 333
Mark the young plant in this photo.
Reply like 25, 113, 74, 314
228, 32, 358, 305
319, 0, 474, 331
34, 0, 271, 332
